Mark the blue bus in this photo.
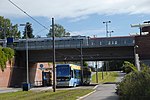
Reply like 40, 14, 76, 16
56, 64, 81, 87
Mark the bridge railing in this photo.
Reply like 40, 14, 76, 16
12, 36, 135, 50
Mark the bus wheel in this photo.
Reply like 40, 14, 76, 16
73, 83, 76, 87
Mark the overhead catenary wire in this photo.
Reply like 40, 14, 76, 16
8, 0, 49, 31
8, 0, 85, 60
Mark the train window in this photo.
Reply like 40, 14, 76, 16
115, 41, 117, 44
112, 41, 114, 44
99, 41, 102, 45
124, 40, 126, 44
108, 41, 111, 45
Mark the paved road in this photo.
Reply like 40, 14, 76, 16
82, 72, 125, 100
0, 88, 20, 93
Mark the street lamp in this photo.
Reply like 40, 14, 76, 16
20, 23, 30, 90
134, 45, 140, 71
108, 30, 114, 37
103, 21, 111, 37
103, 21, 112, 75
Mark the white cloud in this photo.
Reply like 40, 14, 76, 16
1, 0, 150, 19
71, 28, 106, 37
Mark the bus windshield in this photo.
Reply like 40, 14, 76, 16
56, 65, 70, 77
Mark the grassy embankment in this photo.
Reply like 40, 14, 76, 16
0, 89, 93, 100
92, 71, 119, 84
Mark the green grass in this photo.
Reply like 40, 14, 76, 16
92, 71, 119, 84
0, 89, 94, 100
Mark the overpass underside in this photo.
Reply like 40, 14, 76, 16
16, 46, 134, 63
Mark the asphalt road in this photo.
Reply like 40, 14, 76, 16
82, 84, 119, 100
82, 72, 125, 100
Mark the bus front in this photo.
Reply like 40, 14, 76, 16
56, 64, 71, 87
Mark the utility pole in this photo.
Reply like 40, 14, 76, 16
102, 62, 104, 80
95, 61, 98, 83
80, 39, 83, 85
52, 18, 56, 92
25, 23, 29, 84
3, 20, 7, 47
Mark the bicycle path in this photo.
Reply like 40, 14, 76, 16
82, 72, 125, 100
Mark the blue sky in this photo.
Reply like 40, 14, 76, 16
1, 0, 150, 37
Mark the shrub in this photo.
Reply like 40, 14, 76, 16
0, 47, 14, 71
117, 67, 150, 99
122, 61, 137, 74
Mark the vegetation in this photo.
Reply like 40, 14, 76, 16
22, 22, 34, 38
117, 61, 150, 100
92, 71, 118, 83
0, 16, 21, 39
100, 60, 134, 71
122, 61, 137, 74
0, 89, 93, 100
0, 47, 14, 72
47, 24, 70, 37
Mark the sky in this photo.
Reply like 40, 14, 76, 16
1, 0, 150, 37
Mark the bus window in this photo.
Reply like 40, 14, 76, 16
56, 65, 70, 77
71, 70, 73, 78
74, 70, 81, 79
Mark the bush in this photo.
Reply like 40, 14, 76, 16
117, 71, 150, 100
122, 61, 137, 74
0, 47, 14, 71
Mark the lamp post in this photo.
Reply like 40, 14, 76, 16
134, 45, 140, 71
103, 21, 112, 75
103, 21, 111, 37
20, 23, 30, 87
108, 31, 114, 37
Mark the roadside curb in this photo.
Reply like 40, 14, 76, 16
93, 84, 99, 89
77, 90, 96, 100
77, 84, 98, 100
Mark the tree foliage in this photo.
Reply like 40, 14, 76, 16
0, 16, 21, 39
122, 61, 137, 73
47, 24, 70, 37
22, 22, 34, 38
0, 47, 14, 72
83, 61, 88, 67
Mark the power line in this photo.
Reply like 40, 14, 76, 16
8, 0, 49, 30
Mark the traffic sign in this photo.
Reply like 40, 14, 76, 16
40, 64, 44, 68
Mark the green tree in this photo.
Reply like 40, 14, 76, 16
83, 61, 88, 67
0, 16, 21, 39
22, 22, 34, 38
47, 24, 70, 37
